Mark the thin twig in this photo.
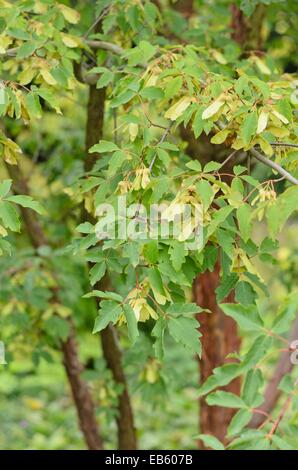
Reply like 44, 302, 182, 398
270, 142, 298, 148
85, 40, 124, 56
83, 5, 111, 39
220, 150, 238, 168
266, 380, 297, 440
250, 148, 298, 185
149, 123, 173, 173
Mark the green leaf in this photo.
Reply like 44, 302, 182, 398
123, 304, 139, 344
110, 89, 135, 108
240, 111, 258, 145
216, 273, 238, 303
148, 267, 168, 305
16, 42, 36, 59
235, 281, 256, 305
237, 204, 252, 242
76, 222, 94, 234
89, 140, 119, 153
24, 93, 42, 119
96, 70, 114, 89
156, 148, 170, 166
164, 76, 183, 99
43, 317, 70, 341
140, 86, 164, 100
196, 179, 214, 209
271, 298, 298, 335
206, 391, 246, 408
0, 201, 20, 231
0, 180, 12, 198
195, 434, 225, 451
6, 195, 45, 214
203, 161, 222, 173
192, 107, 204, 138
198, 363, 244, 396
143, 240, 159, 264
242, 335, 272, 369
107, 150, 127, 175
277, 98, 292, 123
242, 369, 263, 407
168, 316, 201, 356
271, 435, 294, 451
167, 303, 206, 317
152, 317, 166, 361
169, 241, 186, 271
266, 186, 298, 238
227, 409, 252, 437
186, 160, 202, 172
89, 262, 106, 286
93, 300, 122, 333
220, 303, 264, 331
83, 290, 123, 302
207, 206, 234, 237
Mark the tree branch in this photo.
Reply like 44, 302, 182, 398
85, 40, 124, 56
2, 40, 124, 60
83, 30, 137, 448
250, 148, 298, 185
4, 162, 104, 450
270, 142, 298, 148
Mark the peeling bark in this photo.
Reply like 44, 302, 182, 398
84, 79, 137, 450
5, 162, 103, 450
193, 261, 241, 446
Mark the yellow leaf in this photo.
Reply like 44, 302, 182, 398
267, 126, 289, 138
165, 96, 192, 121
61, 33, 80, 48
211, 128, 229, 144
254, 57, 271, 75
128, 123, 138, 142
0, 225, 8, 237
212, 50, 227, 65
58, 4, 80, 24
19, 67, 36, 85
257, 111, 268, 134
257, 137, 273, 156
272, 110, 289, 124
202, 100, 224, 120
40, 68, 57, 85
23, 397, 43, 411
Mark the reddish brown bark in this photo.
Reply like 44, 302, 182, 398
230, 3, 266, 52
230, 4, 248, 46
5, 162, 103, 450
178, 115, 241, 447
193, 261, 241, 446
101, 325, 137, 449
61, 331, 104, 449
84, 78, 137, 450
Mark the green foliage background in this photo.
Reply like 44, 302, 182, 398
0, 0, 297, 450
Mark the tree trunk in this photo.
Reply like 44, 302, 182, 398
5, 162, 104, 450
193, 260, 240, 445
61, 331, 104, 450
84, 79, 137, 450
101, 325, 137, 449
230, 3, 265, 52
172, 0, 268, 446
177, 122, 241, 445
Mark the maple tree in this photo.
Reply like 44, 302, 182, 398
0, 0, 297, 450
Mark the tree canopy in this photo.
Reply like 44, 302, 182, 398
0, 0, 297, 451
